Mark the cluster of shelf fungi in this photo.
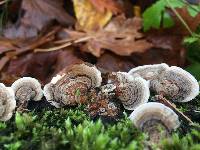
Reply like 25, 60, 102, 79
0, 63, 199, 143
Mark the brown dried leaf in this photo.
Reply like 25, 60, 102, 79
83, 16, 153, 57
2, 48, 83, 85
36, 16, 153, 57
3, 0, 75, 39
89, 0, 123, 14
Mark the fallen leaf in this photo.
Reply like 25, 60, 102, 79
3, 0, 75, 39
83, 16, 153, 57
2, 48, 84, 85
89, 0, 123, 14
73, 0, 112, 31
36, 16, 153, 57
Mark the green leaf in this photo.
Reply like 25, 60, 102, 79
166, 0, 185, 8
142, 0, 166, 31
4, 141, 22, 150
187, 4, 200, 17
142, 0, 199, 31
163, 11, 174, 28
184, 36, 199, 44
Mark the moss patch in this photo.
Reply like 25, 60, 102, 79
0, 103, 200, 150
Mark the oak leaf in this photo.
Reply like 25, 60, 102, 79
83, 16, 153, 57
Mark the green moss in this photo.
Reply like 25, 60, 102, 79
1, 103, 200, 150
0, 107, 146, 150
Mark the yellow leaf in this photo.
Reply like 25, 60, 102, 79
73, 0, 112, 31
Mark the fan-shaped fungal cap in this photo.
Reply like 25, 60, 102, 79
43, 83, 61, 108
11, 77, 43, 102
51, 74, 65, 84
44, 64, 102, 107
44, 75, 92, 107
107, 72, 134, 85
128, 63, 169, 80
64, 63, 102, 88
129, 102, 180, 143
0, 83, 16, 121
150, 66, 199, 102
116, 77, 150, 110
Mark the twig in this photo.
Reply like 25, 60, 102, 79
0, 26, 61, 72
166, 0, 194, 36
0, 0, 7, 5
154, 95, 194, 125
0, 56, 9, 71
17, 26, 61, 54
35, 36, 92, 52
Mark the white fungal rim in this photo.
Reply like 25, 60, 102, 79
122, 77, 150, 110
73, 64, 102, 87
0, 83, 16, 121
92, 65, 102, 87
168, 66, 200, 102
11, 77, 43, 101
51, 74, 65, 84
43, 83, 53, 101
129, 102, 180, 130
43, 83, 61, 108
128, 63, 169, 78
52, 64, 102, 88
117, 72, 134, 82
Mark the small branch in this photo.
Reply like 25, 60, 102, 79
153, 95, 194, 125
0, 26, 61, 72
35, 36, 92, 52
166, 0, 194, 35
0, 0, 7, 5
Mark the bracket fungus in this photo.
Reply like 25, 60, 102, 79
44, 63, 102, 107
150, 66, 199, 102
128, 63, 169, 80
107, 72, 150, 110
116, 77, 150, 110
129, 102, 180, 143
0, 83, 16, 121
11, 77, 43, 111
107, 72, 134, 85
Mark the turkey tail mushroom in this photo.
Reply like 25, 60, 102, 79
107, 72, 150, 110
0, 83, 16, 121
150, 66, 199, 102
11, 77, 43, 111
59, 63, 102, 88
107, 72, 134, 85
129, 102, 180, 143
116, 77, 150, 110
128, 63, 169, 80
44, 63, 102, 107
